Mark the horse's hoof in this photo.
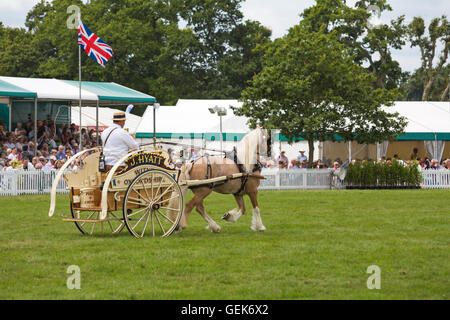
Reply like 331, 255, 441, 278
251, 225, 266, 232
207, 224, 221, 233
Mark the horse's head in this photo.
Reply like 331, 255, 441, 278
257, 126, 271, 158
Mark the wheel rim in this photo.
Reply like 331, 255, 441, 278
70, 204, 125, 235
123, 169, 183, 238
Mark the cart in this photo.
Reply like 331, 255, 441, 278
49, 145, 185, 238
49, 143, 263, 238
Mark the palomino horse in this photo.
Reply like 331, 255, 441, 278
175, 126, 271, 233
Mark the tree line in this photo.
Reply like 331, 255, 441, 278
0, 0, 448, 166
0, 0, 447, 106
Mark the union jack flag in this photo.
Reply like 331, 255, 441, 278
78, 21, 113, 67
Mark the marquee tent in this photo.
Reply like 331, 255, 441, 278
0, 76, 156, 145
134, 99, 319, 160
323, 101, 450, 163
70, 106, 142, 134
135, 99, 450, 163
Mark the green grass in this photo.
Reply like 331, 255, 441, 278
0, 190, 448, 300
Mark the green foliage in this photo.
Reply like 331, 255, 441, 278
300, 0, 408, 90
346, 159, 422, 187
407, 15, 450, 101
235, 24, 407, 167
0, 0, 271, 105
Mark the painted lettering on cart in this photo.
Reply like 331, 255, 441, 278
126, 153, 164, 169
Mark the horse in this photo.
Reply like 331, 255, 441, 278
174, 126, 271, 233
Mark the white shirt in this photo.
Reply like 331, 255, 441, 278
101, 124, 139, 166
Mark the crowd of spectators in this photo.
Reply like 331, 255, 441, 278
0, 120, 99, 171
3, 125, 450, 173
261, 150, 341, 171
266, 148, 450, 172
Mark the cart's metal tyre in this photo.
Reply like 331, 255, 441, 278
123, 169, 184, 238
70, 203, 125, 235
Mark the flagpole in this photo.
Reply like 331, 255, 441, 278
78, 15, 82, 148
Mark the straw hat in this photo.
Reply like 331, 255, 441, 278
113, 111, 126, 121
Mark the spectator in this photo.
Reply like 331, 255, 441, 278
429, 159, 442, 170
14, 122, 24, 137
22, 158, 34, 170
7, 147, 18, 161
38, 156, 47, 169
27, 124, 35, 141
393, 154, 406, 166
21, 144, 32, 162
276, 151, 289, 168
44, 155, 56, 170
7, 136, 15, 149
71, 141, 80, 154
443, 159, 450, 169
56, 145, 66, 160
28, 142, 35, 156
410, 147, 419, 160
277, 160, 287, 169
288, 159, 297, 169
54, 160, 64, 170
332, 161, 340, 172
297, 150, 308, 164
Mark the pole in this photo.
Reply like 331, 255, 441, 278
219, 115, 223, 154
78, 44, 82, 148
96, 100, 99, 146
153, 104, 156, 144
348, 141, 352, 163
34, 98, 37, 149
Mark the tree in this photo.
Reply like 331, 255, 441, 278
16, 0, 271, 106
300, 0, 408, 91
0, 24, 43, 77
407, 16, 450, 101
401, 65, 450, 101
234, 25, 407, 167
179, 0, 271, 99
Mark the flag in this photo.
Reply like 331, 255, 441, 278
78, 21, 113, 67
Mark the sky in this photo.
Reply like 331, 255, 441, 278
0, 0, 448, 72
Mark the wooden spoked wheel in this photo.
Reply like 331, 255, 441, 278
123, 169, 184, 238
70, 204, 125, 235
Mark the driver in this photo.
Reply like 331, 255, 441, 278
101, 111, 138, 170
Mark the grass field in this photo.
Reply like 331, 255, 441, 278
0, 189, 448, 300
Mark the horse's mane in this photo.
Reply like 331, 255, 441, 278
235, 127, 263, 172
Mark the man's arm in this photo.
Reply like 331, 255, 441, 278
122, 131, 139, 150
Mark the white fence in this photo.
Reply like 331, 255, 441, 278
0, 170, 68, 196
0, 168, 449, 196
420, 170, 450, 189
259, 169, 334, 190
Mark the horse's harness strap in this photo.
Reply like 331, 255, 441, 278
188, 155, 261, 194
233, 160, 262, 196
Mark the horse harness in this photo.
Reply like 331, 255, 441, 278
189, 152, 262, 196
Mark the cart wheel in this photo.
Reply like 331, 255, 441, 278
123, 169, 184, 238
70, 203, 125, 235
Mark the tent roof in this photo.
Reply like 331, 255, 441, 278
0, 79, 36, 98
62, 80, 156, 104
135, 99, 450, 141
70, 106, 142, 134
384, 101, 450, 139
0, 76, 156, 105
135, 99, 250, 140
